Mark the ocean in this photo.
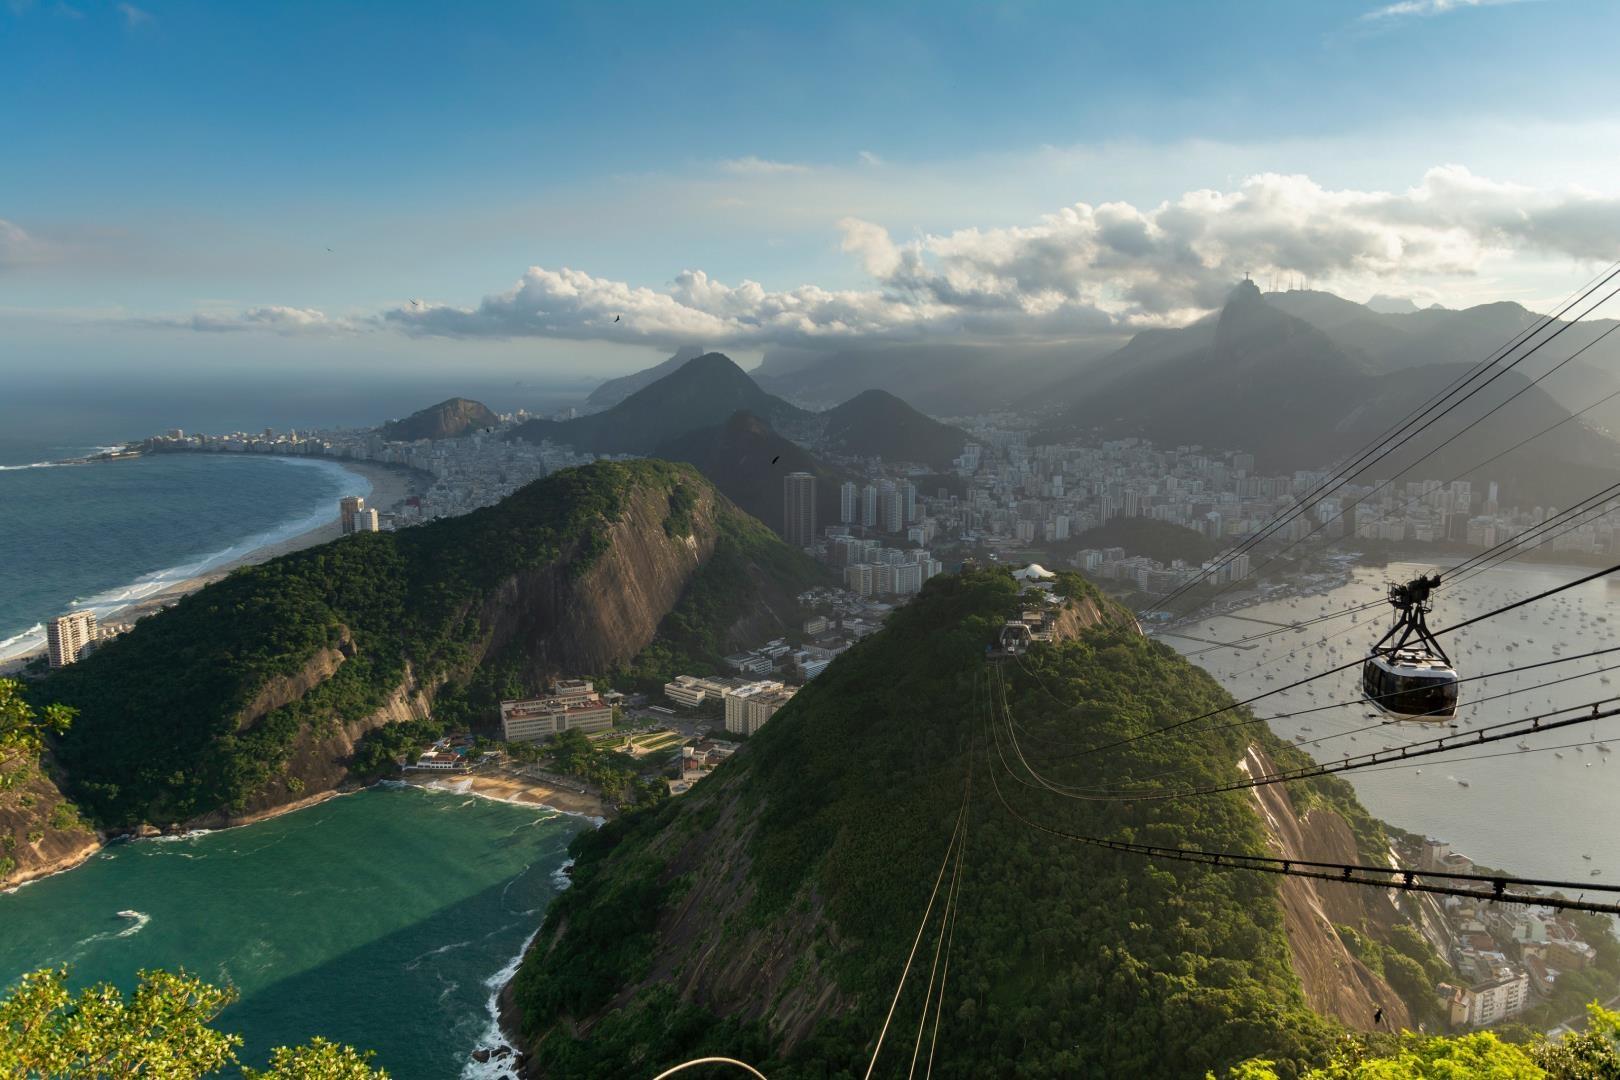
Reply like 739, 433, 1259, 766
0, 439, 368, 662
0, 785, 584, 1078
1167, 560, 1620, 884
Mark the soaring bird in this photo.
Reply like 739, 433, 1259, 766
771, 456, 780, 464
613, 315, 621, 322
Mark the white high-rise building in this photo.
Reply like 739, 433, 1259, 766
47, 611, 97, 668
352, 507, 380, 533
339, 495, 367, 534
839, 481, 859, 525
861, 484, 878, 528
878, 480, 902, 533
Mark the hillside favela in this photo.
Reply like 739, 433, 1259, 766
7, 4, 1620, 1078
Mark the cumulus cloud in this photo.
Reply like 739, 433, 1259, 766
373, 166, 1620, 349
147, 306, 363, 335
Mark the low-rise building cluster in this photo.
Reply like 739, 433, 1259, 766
1414, 837, 1604, 1029
499, 679, 618, 743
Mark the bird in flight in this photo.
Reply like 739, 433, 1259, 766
771, 456, 780, 464
614, 315, 621, 323
409, 299, 423, 307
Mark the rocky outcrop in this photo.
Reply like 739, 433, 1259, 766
479, 482, 719, 686
1242, 745, 1412, 1032
237, 631, 353, 733
379, 397, 499, 442
0, 759, 100, 890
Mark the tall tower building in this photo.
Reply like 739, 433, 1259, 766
783, 472, 817, 549
339, 495, 366, 535
47, 611, 97, 668
839, 481, 858, 525
861, 484, 878, 528
878, 480, 902, 534
353, 507, 380, 532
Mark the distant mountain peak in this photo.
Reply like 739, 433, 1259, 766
379, 397, 498, 441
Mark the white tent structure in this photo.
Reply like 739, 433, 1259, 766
1012, 563, 1056, 581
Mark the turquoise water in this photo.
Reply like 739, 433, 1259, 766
0, 786, 584, 1077
0, 447, 366, 661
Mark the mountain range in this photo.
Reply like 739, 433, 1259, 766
1024, 281, 1620, 504
583, 344, 708, 413
654, 410, 854, 534
509, 353, 813, 456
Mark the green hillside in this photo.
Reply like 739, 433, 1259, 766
39, 460, 819, 828
504, 568, 1408, 1078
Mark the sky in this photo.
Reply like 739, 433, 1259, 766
5, 0, 1620, 391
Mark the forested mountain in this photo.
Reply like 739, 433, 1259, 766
1264, 290, 1620, 436
378, 397, 499, 441
584, 345, 707, 413
38, 461, 820, 829
1033, 282, 1620, 503
817, 388, 969, 468
504, 568, 1441, 1078
1039, 280, 1370, 468
654, 410, 853, 539
509, 353, 813, 455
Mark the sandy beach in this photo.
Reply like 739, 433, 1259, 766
0, 458, 425, 674
403, 767, 614, 820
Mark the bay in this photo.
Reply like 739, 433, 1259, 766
0, 450, 366, 661
1169, 560, 1620, 883
0, 786, 583, 1078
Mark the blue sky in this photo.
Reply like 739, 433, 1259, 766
4, 0, 1620, 381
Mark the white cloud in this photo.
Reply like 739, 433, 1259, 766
116, 1, 150, 27
146, 306, 363, 335
163, 166, 1620, 349
718, 156, 810, 176
1361, 0, 1530, 21
372, 166, 1620, 348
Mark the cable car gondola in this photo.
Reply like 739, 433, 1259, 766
1362, 572, 1458, 720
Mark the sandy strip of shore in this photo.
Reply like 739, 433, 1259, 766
403, 768, 614, 821
0, 459, 426, 674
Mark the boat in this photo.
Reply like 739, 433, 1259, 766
1599, 744, 1613, 753
1456, 778, 1470, 787
1583, 854, 1593, 860
116, 910, 142, 919
1516, 741, 1531, 751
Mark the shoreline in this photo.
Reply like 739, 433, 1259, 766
0, 458, 426, 674
401, 766, 615, 823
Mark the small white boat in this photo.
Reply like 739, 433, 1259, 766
116, 910, 142, 919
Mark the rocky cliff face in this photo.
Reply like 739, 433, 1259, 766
0, 759, 99, 890
1242, 745, 1412, 1032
